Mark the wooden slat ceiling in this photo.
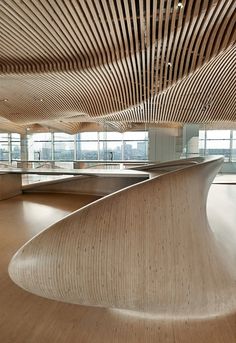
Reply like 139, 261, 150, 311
0, 0, 235, 134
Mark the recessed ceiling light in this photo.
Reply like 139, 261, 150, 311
40, 98, 44, 102
177, 2, 184, 8
167, 62, 172, 67
0, 98, 8, 102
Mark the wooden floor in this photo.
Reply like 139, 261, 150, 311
1, 189, 236, 342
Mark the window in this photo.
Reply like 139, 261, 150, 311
0, 133, 21, 161
199, 130, 232, 162
53, 133, 74, 161
2, 130, 148, 162
54, 133, 74, 141
79, 132, 98, 141
54, 142, 74, 160
0, 142, 9, 160
123, 131, 148, 140
76, 133, 98, 160
231, 131, 236, 162
77, 131, 148, 161
99, 132, 123, 140
206, 130, 230, 139
106, 141, 122, 160
78, 141, 98, 160
28, 133, 52, 160
99, 131, 148, 160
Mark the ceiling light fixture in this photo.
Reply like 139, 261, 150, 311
0, 98, 8, 102
177, 2, 184, 8
167, 62, 172, 67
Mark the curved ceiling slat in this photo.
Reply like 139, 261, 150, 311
0, 0, 235, 133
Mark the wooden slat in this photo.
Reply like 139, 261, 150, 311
0, 0, 235, 133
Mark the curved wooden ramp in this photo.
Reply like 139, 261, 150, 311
8, 157, 236, 321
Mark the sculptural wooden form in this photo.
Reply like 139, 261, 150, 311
9, 156, 236, 322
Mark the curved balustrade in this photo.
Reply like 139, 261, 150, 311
9, 156, 236, 320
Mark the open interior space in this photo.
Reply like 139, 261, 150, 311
0, 1, 236, 342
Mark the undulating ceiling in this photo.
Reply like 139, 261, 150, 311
0, 0, 235, 134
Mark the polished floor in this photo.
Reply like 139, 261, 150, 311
214, 174, 236, 184
0, 187, 236, 342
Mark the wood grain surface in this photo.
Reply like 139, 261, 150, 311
10, 156, 236, 319
2, 169, 236, 342
23, 175, 147, 196
0, 0, 235, 133
0, 173, 22, 200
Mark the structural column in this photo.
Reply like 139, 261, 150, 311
148, 127, 182, 162
182, 124, 200, 158
19, 134, 29, 168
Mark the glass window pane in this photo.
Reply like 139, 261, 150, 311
231, 141, 236, 162
54, 142, 74, 160
28, 132, 52, 161
0, 133, 8, 141
205, 140, 230, 160
99, 141, 124, 160
54, 133, 73, 141
233, 131, 236, 139
106, 141, 122, 160
11, 133, 20, 141
124, 141, 147, 160
206, 140, 230, 149
79, 132, 98, 141
11, 142, 21, 159
31, 133, 52, 141
206, 130, 230, 139
28, 141, 52, 160
0, 142, 9, 160
232, 140, 236, 149
77, 141, 98, 160
99, 141, 107, 160
198, 140, 205, 150
199, 130, 205, 139
123, 131, 148, 140
99, 132, 123, 140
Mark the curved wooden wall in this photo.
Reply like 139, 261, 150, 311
0, 1, 235, 133
9, 156, 236, 319
23, 174, 147, 196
